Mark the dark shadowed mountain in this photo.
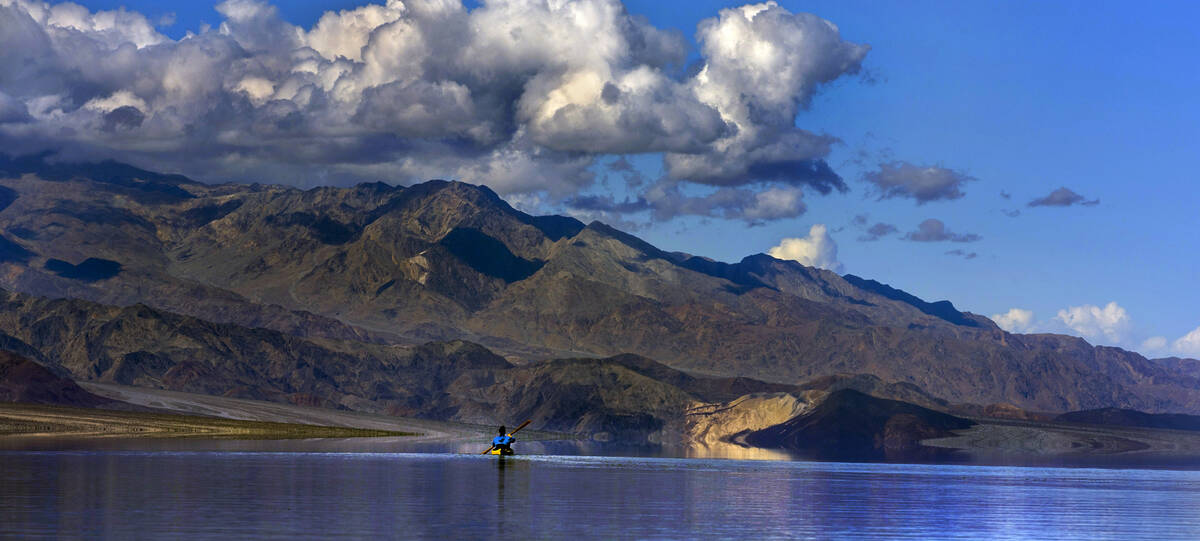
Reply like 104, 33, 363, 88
0, 350, 111, 407
1, 158, 1198, 416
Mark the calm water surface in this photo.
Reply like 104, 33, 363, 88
3, 446, 1200, 540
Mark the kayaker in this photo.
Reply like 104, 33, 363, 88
489, 425, 515, 455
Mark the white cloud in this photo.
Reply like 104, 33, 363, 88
768, 224, 841, 272
305, 0, 406, 62
1141, 336, 1168, 353
1055, 302, 1131, 344
81, 90, 148, 113
1174, 326, 1200, 357
991, 308, 1034, 333
0, 0, 869, 223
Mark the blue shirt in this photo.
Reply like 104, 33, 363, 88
493, 435, 514, 446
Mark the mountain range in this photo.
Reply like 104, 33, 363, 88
1, 155, 1199, 446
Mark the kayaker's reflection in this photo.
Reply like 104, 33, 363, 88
497, 452, 507, 489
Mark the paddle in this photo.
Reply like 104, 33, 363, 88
481, 419, 532, 454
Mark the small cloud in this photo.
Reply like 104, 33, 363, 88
768, 224, 842, 272
851, 214, 869, 227
858, 222, 897, 242
903, 218, 981, 243
944, 249, 977, 259
999, 190, 1012, 200
861, 162, 976, 204
1142, 336, 1168, 353
992, 308, 1034, 333
1028, 187, 1100, 207
1056, 301, 1130, 344
1002, 209, 1021, 218
567, 182, 808, 225
1175, 326, 1200, 356
565, 194, 651, 214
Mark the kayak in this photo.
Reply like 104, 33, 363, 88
480, 419, 530, 456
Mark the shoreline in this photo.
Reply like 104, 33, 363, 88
7, 382, 1200, 468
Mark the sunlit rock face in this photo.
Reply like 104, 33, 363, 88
685, 392, 823, 447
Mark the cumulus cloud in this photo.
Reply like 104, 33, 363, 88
1028, 187, 1099, 207
902, 218, 981, 242
857, 222, 896, 242
991, 308, 1034, 333
1175, 327, 1200, 356
0, 0, 870, 223
1056, 302, 1131, 344
662, 3, 868, 192
767, 224, 841, 271
944, 249, 977, 259
861, 162, 975, 204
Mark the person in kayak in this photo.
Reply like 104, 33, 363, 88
489, 425, 515, 455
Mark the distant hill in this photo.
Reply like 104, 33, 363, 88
1, 157, 1199, 415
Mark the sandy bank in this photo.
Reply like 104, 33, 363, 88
0, 403, 416, 439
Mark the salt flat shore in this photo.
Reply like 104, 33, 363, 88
0, 383, 555, 446
81, 382, 496, 442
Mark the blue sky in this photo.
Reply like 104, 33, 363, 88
626, 0, 1200, 355
8, 0, 1199, 356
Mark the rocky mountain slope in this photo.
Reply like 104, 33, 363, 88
1, 156, 1198, 415
0, 287, 802, 439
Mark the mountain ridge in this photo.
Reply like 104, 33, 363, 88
0, 158, 1197, 415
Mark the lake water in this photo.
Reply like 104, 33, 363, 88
3, 444, 1200, 540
